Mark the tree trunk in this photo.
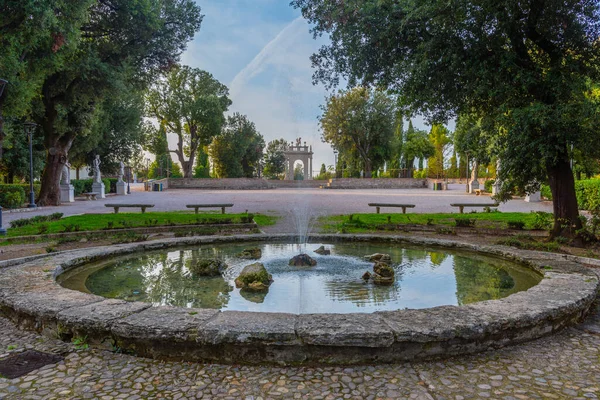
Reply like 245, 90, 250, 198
364, 159, 372, 178
546, 150, 583, 243
38, 145, 71, 206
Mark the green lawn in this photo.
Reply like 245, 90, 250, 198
320, 211, 552, 233
6, 211, 277, 237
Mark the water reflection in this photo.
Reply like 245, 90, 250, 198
61, 242, 541, 314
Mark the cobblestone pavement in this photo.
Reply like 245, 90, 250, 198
0, 301, 598, 400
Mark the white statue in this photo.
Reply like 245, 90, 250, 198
60, 157, 71, 185
118, 161, 125, 182
93, 155, 102, 183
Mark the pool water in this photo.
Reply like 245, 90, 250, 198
58, 242, 541, 314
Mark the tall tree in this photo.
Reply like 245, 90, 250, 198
454, 113, 493, 186
147, 66, 231, 178
427, 124, 451, 179
263, 139, 287, 180
293, 0, 600, 241
31, 0, 202, 205
0, 0, 91, 159
402, 121, 434, 178
209, 114, 264, 178
320, 87, 396, 178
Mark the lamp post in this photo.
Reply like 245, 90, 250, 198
127, 165, 131, 194
23, 122, 37, 208
0, 79, 8, 235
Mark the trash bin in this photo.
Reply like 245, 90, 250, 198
152, 183, 163, 192
432, 182, 442, 191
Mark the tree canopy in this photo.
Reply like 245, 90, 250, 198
263, 139, 287, 180
320, 87, 396, 178
293, 0, 600, 240
147, 65, 231, 179
209, 113, 264, 178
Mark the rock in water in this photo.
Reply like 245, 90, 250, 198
362, 271, 372, 281
188, 259, 228, 276
364, 253, 392, 263
372, 262, 395, 285
237, 247, 262, 260
314, 246, 331, 255
289, 254, 317, 267
234, 263, 273, 292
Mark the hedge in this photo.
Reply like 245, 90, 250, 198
0, 184, 41, 208
541, 179, 600, 211
71, 178, 112, 196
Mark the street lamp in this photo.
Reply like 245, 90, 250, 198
465, 151, 470, 193
127, 165, 131, 194
0, 79, 8, 235
23, 122, 37, 208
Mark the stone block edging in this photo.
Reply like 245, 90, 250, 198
0, 234, 597, 365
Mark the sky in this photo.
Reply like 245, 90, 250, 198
178, 0, 444, 170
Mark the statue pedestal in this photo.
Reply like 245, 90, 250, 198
116, 180, 127, 195
60, 184, 74, 203
525, 191, 541, 202
469, 180, 480, 193
92, 182, 106, 199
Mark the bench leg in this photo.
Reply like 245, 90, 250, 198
141, 207, 146, 214
459, 206, 464, 214
221, 207, 225, 214
114, 207, 119, 214
195, 208, 199, 215
402, 207, 407, 214
376, 207, 380, 214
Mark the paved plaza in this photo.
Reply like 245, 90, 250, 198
2, 185, 598, 400
3, 185, 553, 233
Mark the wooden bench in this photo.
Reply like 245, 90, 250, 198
368, 203, 416, 214
82, 192, 99, 200
105, 204, 155, 214
450, 203, 499, 214
186, 204, 234, 214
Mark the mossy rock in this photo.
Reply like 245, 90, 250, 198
373, 262, 394, 278
289, 254, 317, 267
364, 253, 392, 263
188, 259, 228, 276
237, 247, 262, 260
234, 262, 273, 292
314, 246, 331, 255
362, 271, 372, 281
373, 274, 394, 286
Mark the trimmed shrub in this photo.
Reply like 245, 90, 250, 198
0, 185, 25, 208
484, 179, 494, 193
541, 180, 600, 210
541, 184, 552, 200
71, 178, 111, 196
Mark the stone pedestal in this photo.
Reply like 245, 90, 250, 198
492, 182, 501, 195
525, 191, 541, 202
116, 180, 127, 195
469, 180, 480, 193
92, 182, 106, 199
60, 184, 74, 203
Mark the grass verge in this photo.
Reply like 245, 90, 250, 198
320, 212, 551, 233
5, 211, 277, 237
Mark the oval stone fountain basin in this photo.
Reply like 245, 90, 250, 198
58, 242, 541, 313
0, 234, 597, 365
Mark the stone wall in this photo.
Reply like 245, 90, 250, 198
168, 178, 427, 190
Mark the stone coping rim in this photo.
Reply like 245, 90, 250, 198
0, 233, 598, 365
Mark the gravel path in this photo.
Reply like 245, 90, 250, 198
0, 301, 598, 399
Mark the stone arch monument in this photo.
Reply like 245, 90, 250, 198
284, 138, 314, 180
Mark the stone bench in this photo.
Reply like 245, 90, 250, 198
82, 192, 99, 201
368, 203, 416, 214
474, 189, 483, 196
450, 203, 499, 214
186, 204, 234, 214
104, 204, 155, 214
